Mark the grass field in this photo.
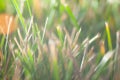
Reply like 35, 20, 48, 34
0, 0, 120, 80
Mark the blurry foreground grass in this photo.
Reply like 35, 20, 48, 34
0, 0, 120, 80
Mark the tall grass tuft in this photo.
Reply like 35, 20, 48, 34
0, 0, 119, 80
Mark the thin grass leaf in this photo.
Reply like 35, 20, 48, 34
41, 17, 48, 44
80, 39, 89, 72
56, 26, 64, 44
26, 0, 32, 17
105, 22, 113, 50
92, 50, 114, 80
63, 5, 79, 28
114, 31, 120, 80
11, 0, 27, 31
65, 60, 73, 80
0, 36, 5, 48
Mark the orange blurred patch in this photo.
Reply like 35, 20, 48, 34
33, 0, 42, 18
99, 40, 105, 55
0, 14, 17, 35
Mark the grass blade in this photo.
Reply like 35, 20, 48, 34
105, 22, 113, 50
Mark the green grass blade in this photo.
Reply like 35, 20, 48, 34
105, 22, 113, 50
11, 0, 27, 31
64, 5, 79, 28
26, 0, 32, 17
41, 17, 48, 44
56, 26, 64, 44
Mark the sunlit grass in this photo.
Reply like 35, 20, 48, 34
0, 0, 119, 80
105, 22, 113, 50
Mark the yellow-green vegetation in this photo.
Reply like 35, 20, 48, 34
0, 0, 120, 80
